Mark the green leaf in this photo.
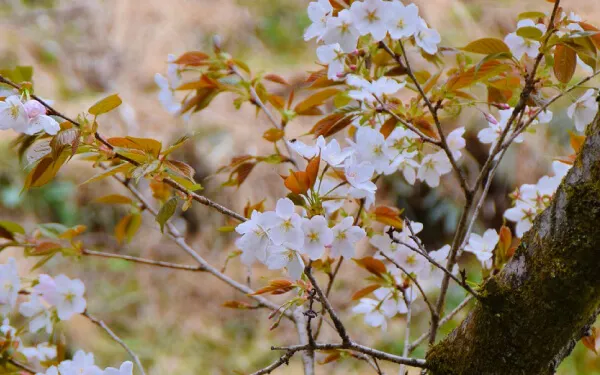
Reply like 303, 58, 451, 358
37, 223, 69, 239
461, 38, 510, 55
89, 94, 122, 116
517, 26, 543, 40
156, 197, 178, 233
517, 11, 546, 21
115, 213, 142, 244
0, 221, 25, 236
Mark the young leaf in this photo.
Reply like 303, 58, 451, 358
173, 51, 210, 66
306, 156, 321, 189
553, 44, 577, 84
373, 206, 404, 229
461, 38, 510, 55
353, 257, 387, 277
108, 137, 162, 158
264, 74, 289, 86
294, 88, 341, 115
82, 163, 132, 185
351, 284, 381, 300
89, 94, 122, 116
263, 128, 285, 142
156, 197, 178, 233
115, 213, 142, 244
95, 195, 134, 205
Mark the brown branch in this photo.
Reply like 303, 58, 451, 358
249, 350, 296, 375
8, 359, 37, 374
82, 249, 203, 271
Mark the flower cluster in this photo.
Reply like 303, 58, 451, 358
0, 258, 131, 374
0, 95, 60, 135
307, 0, 441, 80
154, 54, 182, 115
504, 161, 571, 237
464, 229, 500, 269
236, 198, 366, 279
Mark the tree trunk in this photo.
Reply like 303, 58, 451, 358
427, 111, 600, 375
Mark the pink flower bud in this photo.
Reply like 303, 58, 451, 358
23, 100, 46, 119
491, 103, 510, 110
484, 113, 498, 125
349, 64, 357, 71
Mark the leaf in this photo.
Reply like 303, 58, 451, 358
108, 137, 162, 158
224, 162, 256, 187
306, 156, 321, 189
353, 257, 387, 277
89, 94, 122, 116
553, 44, 577, 84
447, 60, 511, 91
294, 88, 341, 115
175, 75, 219, 91
351, 284, 381, 300
37, 223, 69, 239
283, 169, 311, 195
497, 225, 513, 264
309, 113, 354, 137
115, 213, 142, 244
0, 221, 25, 236
162, 135, 190, 157
31, 242, 62, 256
517, 11, 546, 21
164, 160, 196, 180
569, 132, 586, 153
580, 22, 600, 49
373, 206, 404, 229
50, 128, 80, 160
58, 225, 87, 240
319, 352, 342, 365
582, 327, 598, 354
24, 153, 68, 189
263, 128, 285, 142
222, 301, 255, 309
95, 194, 133, 205
250, 279, 294, 295
380, 117, 397, 139
264, 74, 289, 86
82, 163, 131, 185
461, 38, 510, 55
156, 197, 178, 233
516, 26, 543, 40
173, 51, 210, 66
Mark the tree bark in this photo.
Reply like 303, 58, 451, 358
427, 110, 600, 375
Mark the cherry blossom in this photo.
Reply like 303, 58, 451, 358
19, 294, 53, 334
417, 150, 452, 187
300, 215, 334, 260
39, 274, 87, 321
415, 18, 441, 55
235, 210, 275, 265
22, 99, 60, 135
386, 2, 420, 39
567, 89, 598, 132
288, 136, 352, 167
447, 127, 466, 160
103, 361, 134, 375
349, 126, 392, 173
504, 20, 547, 60
20, 343, 56, 363
317, 176, 349, 214
344, 159, 377, 208
155, 54, 182, 115
0, 95, 29, 133
323, 9, 360, 53
304, 0, 334, 42
0, 258, 20, 314
264, 198, 304, 251
58, 350, 102, 375
330, 216, 366, 258
464, 229, 499, 268
478, 108, 523, 148
350, 0, 390, 42
265, 244, 305, 280
316, 43, 346, 80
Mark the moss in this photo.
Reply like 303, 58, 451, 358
426, 119, 600, 375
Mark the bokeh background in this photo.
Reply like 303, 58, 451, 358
0, 0, 599, 374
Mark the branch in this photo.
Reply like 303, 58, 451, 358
82, 249, 203, 271
83, 312, 146, 375
271, 342, 428, 368
0, 75, 247, 223
8, 359, 37, 374
398, 287, 413, 375
249, 350, 296, 375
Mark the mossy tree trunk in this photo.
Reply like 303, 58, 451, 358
427, 112, 600, 375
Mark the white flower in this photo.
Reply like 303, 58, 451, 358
103, 361, 133, 375
330, 216, 366, 258
41, 275, 87, 321
347, 75, 405, 104
304, 0, 334, 41
417, 150, 451, 187
23, 99, 60, 135
447, 127, 466, 160
0, 95, 29, 133
350, 127, 391, 173
478, 109, 523, 148
20, 343, 56, 362
426, 245, 451, 288
386, 2, 419, 39
0, 258, 20, 314
58, 350, 102, 375
374, 285, 416, 316
352, 298, 388, 329
345, 159, 377, 208
504, 202, 536, 238
264, 198, 304, 251
387, 151, 420, 183
370, 76, 405, 97
301, 216, 333, 260
504, 20, 546, 60
323, 9, 360, 53
19, 294, 53, 334
288, 136, 352, 167
37, 366, 59, 375
415, 18, 441, 55
567, 89, 598, 132
235, 210, 275, 265
317, 43, 346, 80
464, 229, 499, 268
265, 245, 305, 280
350, 0, 390, 41
155, 74, 181, 115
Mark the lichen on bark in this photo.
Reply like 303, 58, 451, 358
427, 112, 600, 375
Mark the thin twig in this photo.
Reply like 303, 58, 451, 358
249, 350, 296, 375
8, 359, 37, 374
398, 286, 412, 375
83, 312, 146, 375
82, 249, 203, 271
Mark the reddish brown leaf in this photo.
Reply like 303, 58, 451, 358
351, 284, 381, 300
354, 257, 387, 277
264, 73, 289, 86
173, 51, 210, 66
553, 44, 577, 84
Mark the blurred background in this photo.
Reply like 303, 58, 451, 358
0, 0, 599, 374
